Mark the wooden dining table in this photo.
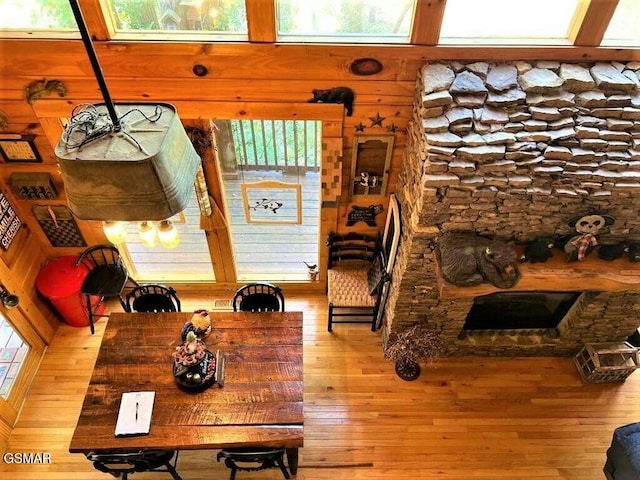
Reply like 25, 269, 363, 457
69, 310, 304, 474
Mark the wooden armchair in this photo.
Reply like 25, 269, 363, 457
326, 232, 388, 332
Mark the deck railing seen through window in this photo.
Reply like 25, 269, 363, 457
230, 120, 321, 172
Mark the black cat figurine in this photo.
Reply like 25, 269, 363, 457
308, 87, 355, 116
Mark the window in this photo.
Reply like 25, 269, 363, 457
104, 0, 247, 39
218, 119, 322, 282
439, 0, 580, 45
602, 0, 640, 47
0, 0, 78, 36
0, 313, 29, 399
276, 0, 416, 44
118, 187, 215, 282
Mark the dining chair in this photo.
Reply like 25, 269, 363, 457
216, 447, 290, 480
125, 284, 181, 313
86, 450, 182, 480
76, 244, 138, 334
232, 282, 285, 312
326, 232, 388, 332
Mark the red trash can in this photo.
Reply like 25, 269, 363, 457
36, 255, 106, 328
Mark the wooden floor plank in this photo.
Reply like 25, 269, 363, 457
1, 293, 639, 479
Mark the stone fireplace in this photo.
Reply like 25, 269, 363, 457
384, 60, 640, 356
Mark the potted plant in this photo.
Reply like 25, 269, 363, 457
384, 324, 444, 381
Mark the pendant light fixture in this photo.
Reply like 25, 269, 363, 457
55, 1, 200, 224
137, 221, 158, 248
102, 221, 128, 244
157, 220, 180, 249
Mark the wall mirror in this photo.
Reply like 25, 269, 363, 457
350, 135, 394, 197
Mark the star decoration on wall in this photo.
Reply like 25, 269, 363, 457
368, 112, 386, 127
354, 122, 366, 132
386, 123, 398, 133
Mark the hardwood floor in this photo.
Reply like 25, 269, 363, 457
1, 293, 639, 479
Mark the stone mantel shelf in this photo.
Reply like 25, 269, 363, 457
435, 247, 640, 299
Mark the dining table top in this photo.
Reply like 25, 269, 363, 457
69, 310, 304, 453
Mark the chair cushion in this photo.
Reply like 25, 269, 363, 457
328, 263, 377, 308
607, 422, 640, 479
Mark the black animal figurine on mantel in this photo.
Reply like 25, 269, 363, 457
520, 237, 555, 263
564, 213, 615, 262
598, 243, 627, 261
628, 243, 640, 262
437, 233, 521, 289
308, 87, 355, 116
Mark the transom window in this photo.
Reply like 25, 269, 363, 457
439, 0, 580, 45
105, 0, 248, 39
0, 0, 78, 35
602, 0, 640, 47
276, 0, 416, 43
0, 0, 639, 48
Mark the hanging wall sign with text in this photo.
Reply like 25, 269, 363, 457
0, 192, 22, 250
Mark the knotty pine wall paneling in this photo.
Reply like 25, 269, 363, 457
2, 38, 640, 288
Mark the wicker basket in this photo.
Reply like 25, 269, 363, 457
574, 342, 640, 383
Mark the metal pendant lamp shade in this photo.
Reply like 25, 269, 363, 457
56, 0, 200, 222
55, 102, 200, 221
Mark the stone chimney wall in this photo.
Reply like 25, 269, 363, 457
385, 61, 640, 357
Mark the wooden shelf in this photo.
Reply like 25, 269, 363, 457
436, 247, 640, 299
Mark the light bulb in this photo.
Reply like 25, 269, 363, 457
138, 221, 157, 247
102, 221, 127, 244
157, 220, 180, 249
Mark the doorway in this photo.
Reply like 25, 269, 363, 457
216, 119, 321, 282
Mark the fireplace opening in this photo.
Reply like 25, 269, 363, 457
463, 292, 581, 330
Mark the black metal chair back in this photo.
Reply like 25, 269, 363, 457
216, 447, 290, 480
232, 282, 285, 312
76, 244, 137, 334
86, 450, 182, 480
126, 284, 181, 313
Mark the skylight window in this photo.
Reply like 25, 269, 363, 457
439, 0, 580, 45
601, 0, 640, 47
276, 0, 416, 44
105, 0, 247, 40
0, 0, 77, 35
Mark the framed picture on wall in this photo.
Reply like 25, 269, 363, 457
0, 134, 42, 163
0, 192, 22, 251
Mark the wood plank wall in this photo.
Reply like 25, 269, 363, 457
1, 34, 640, 450
0, 38, 639, 324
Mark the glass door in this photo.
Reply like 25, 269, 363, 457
216, 119, 321, 282
117, 186, 215, 283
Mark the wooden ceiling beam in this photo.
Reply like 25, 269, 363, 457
569, 0, 619, 47
246, 0, 276, 43
79, 0, 114, 40
411, 0, 447, 45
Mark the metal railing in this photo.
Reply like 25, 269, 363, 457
230, 120, 321, 172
